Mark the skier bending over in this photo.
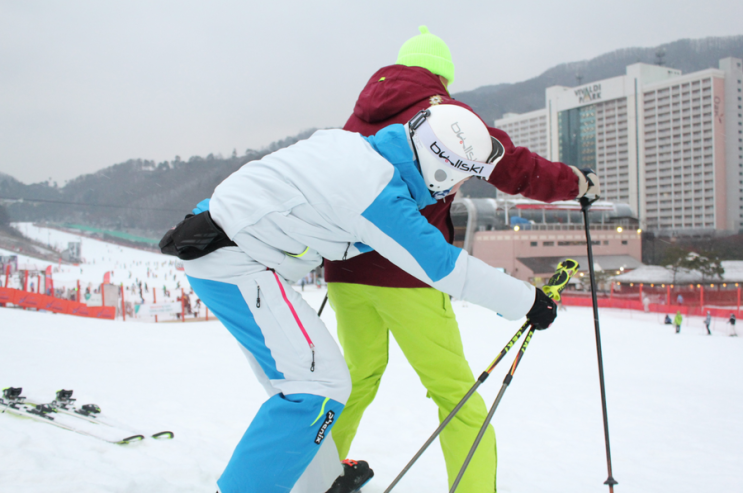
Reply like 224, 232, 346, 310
161, 105, 564, 493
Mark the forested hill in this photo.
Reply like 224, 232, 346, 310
2, 35, 742, 238
0, 129, 317, 239
453, 35, 743, 125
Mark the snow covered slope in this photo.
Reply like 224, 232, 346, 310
6, 223, 191, 317
2, 295, 741, 492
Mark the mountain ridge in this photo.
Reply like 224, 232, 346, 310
2, 35, 742, 236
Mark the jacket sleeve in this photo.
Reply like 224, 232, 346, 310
353, 169, 536, 321
486, 127, 580, 202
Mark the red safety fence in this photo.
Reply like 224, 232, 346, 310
562, 286, 741, 318
0, 287, 115, 320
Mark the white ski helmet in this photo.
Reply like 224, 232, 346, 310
406, 105, 505, 192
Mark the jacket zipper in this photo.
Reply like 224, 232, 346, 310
342, 242, 350, 261
271, 271, 316, 372
256, 285, 261, 308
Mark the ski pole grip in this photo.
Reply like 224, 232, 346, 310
541, 259, 580, 303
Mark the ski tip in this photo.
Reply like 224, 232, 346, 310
118, 434, 145, 444
151, 431, 174, 440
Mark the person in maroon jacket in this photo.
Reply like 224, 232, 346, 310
327, 27, 598, 493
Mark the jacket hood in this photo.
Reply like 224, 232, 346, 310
352, 65, 449, 124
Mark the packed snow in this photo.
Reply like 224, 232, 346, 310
1, 225, 742, 492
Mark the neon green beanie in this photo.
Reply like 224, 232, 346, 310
396, 26, 454, 85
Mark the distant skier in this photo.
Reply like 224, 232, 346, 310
160, 104, 563, 493
729, 313, 737, 337
664, 314, 672, 325
704, 311, 712, 335
674, 310, 683, 334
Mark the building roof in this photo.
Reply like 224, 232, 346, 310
517, 255, 643, 276
614, 261, 743, 284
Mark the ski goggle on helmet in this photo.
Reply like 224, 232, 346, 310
407, 105, 505, 192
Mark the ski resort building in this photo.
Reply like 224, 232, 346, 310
451, 197, 643, 283
495, 57, 743, 235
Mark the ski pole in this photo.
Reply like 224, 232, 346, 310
450, 260, 579, 492
385, 259, 578, 493
318, 293, 329, 316
580, 196, 618, 492
383, 322, 531, 493
450, 327, 535, 493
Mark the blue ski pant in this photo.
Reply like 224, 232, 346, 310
185, 249, 351, 493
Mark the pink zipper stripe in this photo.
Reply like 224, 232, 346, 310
271, 271, 315, 349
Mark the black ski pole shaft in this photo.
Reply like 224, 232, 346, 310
383, 322, 530, 493
450, 327, 537, 493
580, 196, 618, 491
318, 293, 329, 316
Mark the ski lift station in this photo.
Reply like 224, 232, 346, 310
451, 197, 642, 283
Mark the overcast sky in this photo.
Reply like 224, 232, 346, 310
2, 0, 742, 184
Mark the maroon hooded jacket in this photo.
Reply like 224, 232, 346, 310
324, 65, 580, 288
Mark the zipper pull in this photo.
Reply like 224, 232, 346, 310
310, 344, 315, 372
256, 285, 261, 308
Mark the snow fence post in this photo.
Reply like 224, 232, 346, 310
666, 284, 671, 305
153, 289, 157, 323
181, 288, 185, 323
120, 284, 126, 322
700, 284, 704, 310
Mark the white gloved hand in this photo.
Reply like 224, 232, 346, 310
570, 166, 600, 198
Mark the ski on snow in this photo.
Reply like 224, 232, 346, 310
1, 387, 174, 444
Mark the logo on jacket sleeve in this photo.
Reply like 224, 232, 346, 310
429, 95, 443, 105
314, 411, 335, 444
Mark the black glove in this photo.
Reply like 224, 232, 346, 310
526, 288, 557, 330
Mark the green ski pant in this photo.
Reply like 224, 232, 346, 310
328, 283, 497, 493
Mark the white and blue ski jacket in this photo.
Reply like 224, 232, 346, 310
201, 124, 535, 320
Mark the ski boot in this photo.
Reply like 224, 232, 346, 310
325, 459, 374, 493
